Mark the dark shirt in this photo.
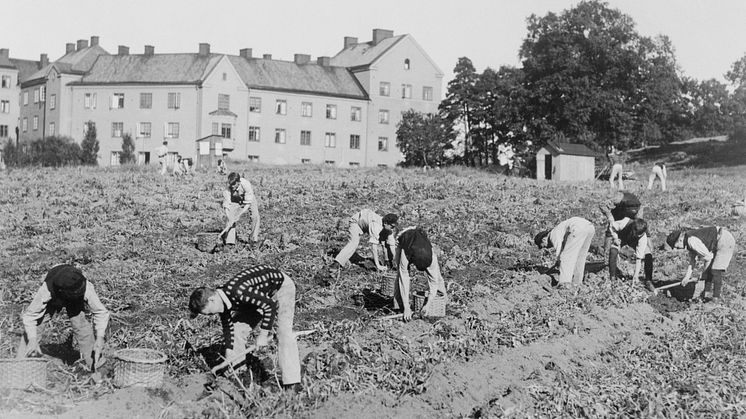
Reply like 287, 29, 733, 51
397, 227, 433, 271
685, 227, 719, 252
611, 192, 641, 221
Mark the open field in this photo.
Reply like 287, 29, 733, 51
0, 162, 745, 418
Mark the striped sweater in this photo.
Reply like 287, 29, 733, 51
218, 265, 284, 350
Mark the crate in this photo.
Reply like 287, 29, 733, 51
0, 358, 48, 389
413, 290, 447, 318
113, 348, 167, 388
379, 272, 397, 297
196, 233, 218, 252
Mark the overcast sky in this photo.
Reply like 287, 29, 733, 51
7, 0, 746, 87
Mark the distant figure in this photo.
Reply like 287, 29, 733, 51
182, 157, 193, 175
534, 217, 595, 290
157, 141, 168, 175
222, 172, 260, 244
172, 155, 185, 176
216, 159, 227, 175
607, 148, 624, 190
647, 162, 667, 191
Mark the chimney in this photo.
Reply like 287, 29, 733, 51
199, 43, 210, 56
144, 45, 154, 56
239, 48, 252, 59
66, 43, 75, 54
317, 56, 330, 67
294, 53, 310, 65
118, 45, 129, 55
344, 36, 358, 49
40, 53, 48, 68
76, 39, 89, 51
263, 54, 272, 60
0, 49, 8, 59
372, 29, 394, 45
90, 36, 99, 46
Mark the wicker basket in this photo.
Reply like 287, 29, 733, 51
113, 348, 167, 388
379, 272, 397, 297
196, 233, 218, 252
0, 358, 48, 389
413, 291, 447, 318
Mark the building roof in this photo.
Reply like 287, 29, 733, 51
23, 45, 109, 86
73, 53, 222, 85
228, 56, 368, 100
330, 35, 407, 69
542, 142, 598, 157
10, 59, 43, 83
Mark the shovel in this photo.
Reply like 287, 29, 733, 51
208, 329, 316, 374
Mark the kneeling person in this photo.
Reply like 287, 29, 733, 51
17, 264, 109, 371
534, 217, 595, 288
189, 265, 300, 388
393, 227, 447, 321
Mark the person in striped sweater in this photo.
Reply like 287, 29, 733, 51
666, 226, 737, 302
189, 265, 300, 389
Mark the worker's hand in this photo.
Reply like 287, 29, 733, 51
93, 337, 105, 362
402, 308, 413, 322
255, 330, 270, 348
25, 338, 41, 358
224, 348, 237, 362
680, 277, 690, 287
376, 265, 388, 272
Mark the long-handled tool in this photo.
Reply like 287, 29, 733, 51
209, 329, 316, 374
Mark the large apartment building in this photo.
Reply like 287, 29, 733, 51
0, 49, 41, 144
6, 29, 443, 167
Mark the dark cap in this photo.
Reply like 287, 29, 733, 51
666, 230, 683, 249
534, 230, 550, 248
45, 264, 87, 300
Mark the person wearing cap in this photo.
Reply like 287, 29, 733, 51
393, 226, 447, 321
600, 191, 643, 257
666, 226, 736, 302
188, 265, 300, 390
331, 209, 398, 272
647, 162, 667, 191
16, 264, 109, 371
222, 172, 260, 244
534, 217, 595, 289
157, 141, 168, 175
600, 205, 655, 291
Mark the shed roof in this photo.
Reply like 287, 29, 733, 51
542, 142, 598, 157
73, 53, 221, 85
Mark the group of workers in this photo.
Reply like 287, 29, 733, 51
14, 161, 737, 393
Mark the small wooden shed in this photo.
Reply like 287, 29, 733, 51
536, 142, 597, 181
195, 135, 225, 170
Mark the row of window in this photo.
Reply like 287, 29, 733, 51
19, 117, 55, 135
22, 86, 46, 106
250, 156, 388, 168
79, 121, 181, 139
251, 97, 364, 122
83, 92, 189, 110
248, 127, 387, 151
378, 82, 433, 100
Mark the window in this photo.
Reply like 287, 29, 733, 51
48, 122, 55, 136
40, 86, 46, 102
23, 91, 28, 106
221, 123, 232, 138
49, 94, 56, 110
138, 152, 150, 165
140, 93, 152, 109
167, 92, 180, 109
0, 100, 9, 113
275, 128, 286, 144
111, 93, 125, 109
222, 72, 227, 81
1, 75, 10, 88
300, 130, 311, 146
324, 160, 335, 166
110, 152, 121, 166
404, 58, 410, 70
84, 93, 97, 109
138, 122, 151, 138
378, 136, 388, 151
379, 82, 390, 97
324, 132, 336, 148
422, 86, 433, 101
248, 126, 260, 142
349, 162, 360, 167
378, 109, 389, 124
250, 97, 261, 112
212, 122, 219, 135
32, 116, 38, 130
218, 94, 230, 111
402, 84, 412, 99
247, 155, 260, 162
275, 99, 287, 115
22, 118, 28, 132
0, 125, 8, 137
351, 107, 361, 122
377, 164, 388, 168
301, 102, 312, 117
112, 122, 123, 137
33, 88, 39, 103
326, 104, 337, 119
166, 122, 179, 138
301, 158, 311, 164
349, 134, 360, 149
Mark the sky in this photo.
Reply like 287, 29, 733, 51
6, 0, 746, 88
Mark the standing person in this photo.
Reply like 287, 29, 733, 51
331, 209, 398, 272
601, 206, 655, 291
647, 162, 667, 191
216, 159, 227, 175
393, 226, 447, 321
157, 141, 169, 175
534, 217, 596, 290
222, 172, 260, 244
666, 226, 736, 302
606, 147, 624, 190
188, 265, 301, 391
17, 264, 109, 371
600, 191, 643, 257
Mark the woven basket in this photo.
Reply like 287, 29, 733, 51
113, 348, 167, 388
0, 358, 48, 389
413, 291, 447, 317
196, 233, 218, 252
379, 272, 397, 297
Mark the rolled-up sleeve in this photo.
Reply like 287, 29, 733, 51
687, 237, 713, 261
84, 282, 110, 339
635, 235, 648, 259
22, 284, 52, 341
222, 189, 233, 210
240, 179, 256, 206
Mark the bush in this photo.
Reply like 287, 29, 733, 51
119, 133, 136, 165
81, 122, 99, 165
3, 136, 82, 167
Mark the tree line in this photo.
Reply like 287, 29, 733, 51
397, 0, 746, 168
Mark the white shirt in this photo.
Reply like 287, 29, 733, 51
609, 217, 648, 259
355, 209, 395, 246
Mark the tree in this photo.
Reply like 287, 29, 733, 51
440, 57, 479, 165
81, 121, 99, 165
396, 110, 454, 167
120, 132, 136, 164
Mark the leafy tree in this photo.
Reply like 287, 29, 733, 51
440, 57, 479, 165
396, 110, 454, 167
81, 121, 99, 165
119, 132, 136, 164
